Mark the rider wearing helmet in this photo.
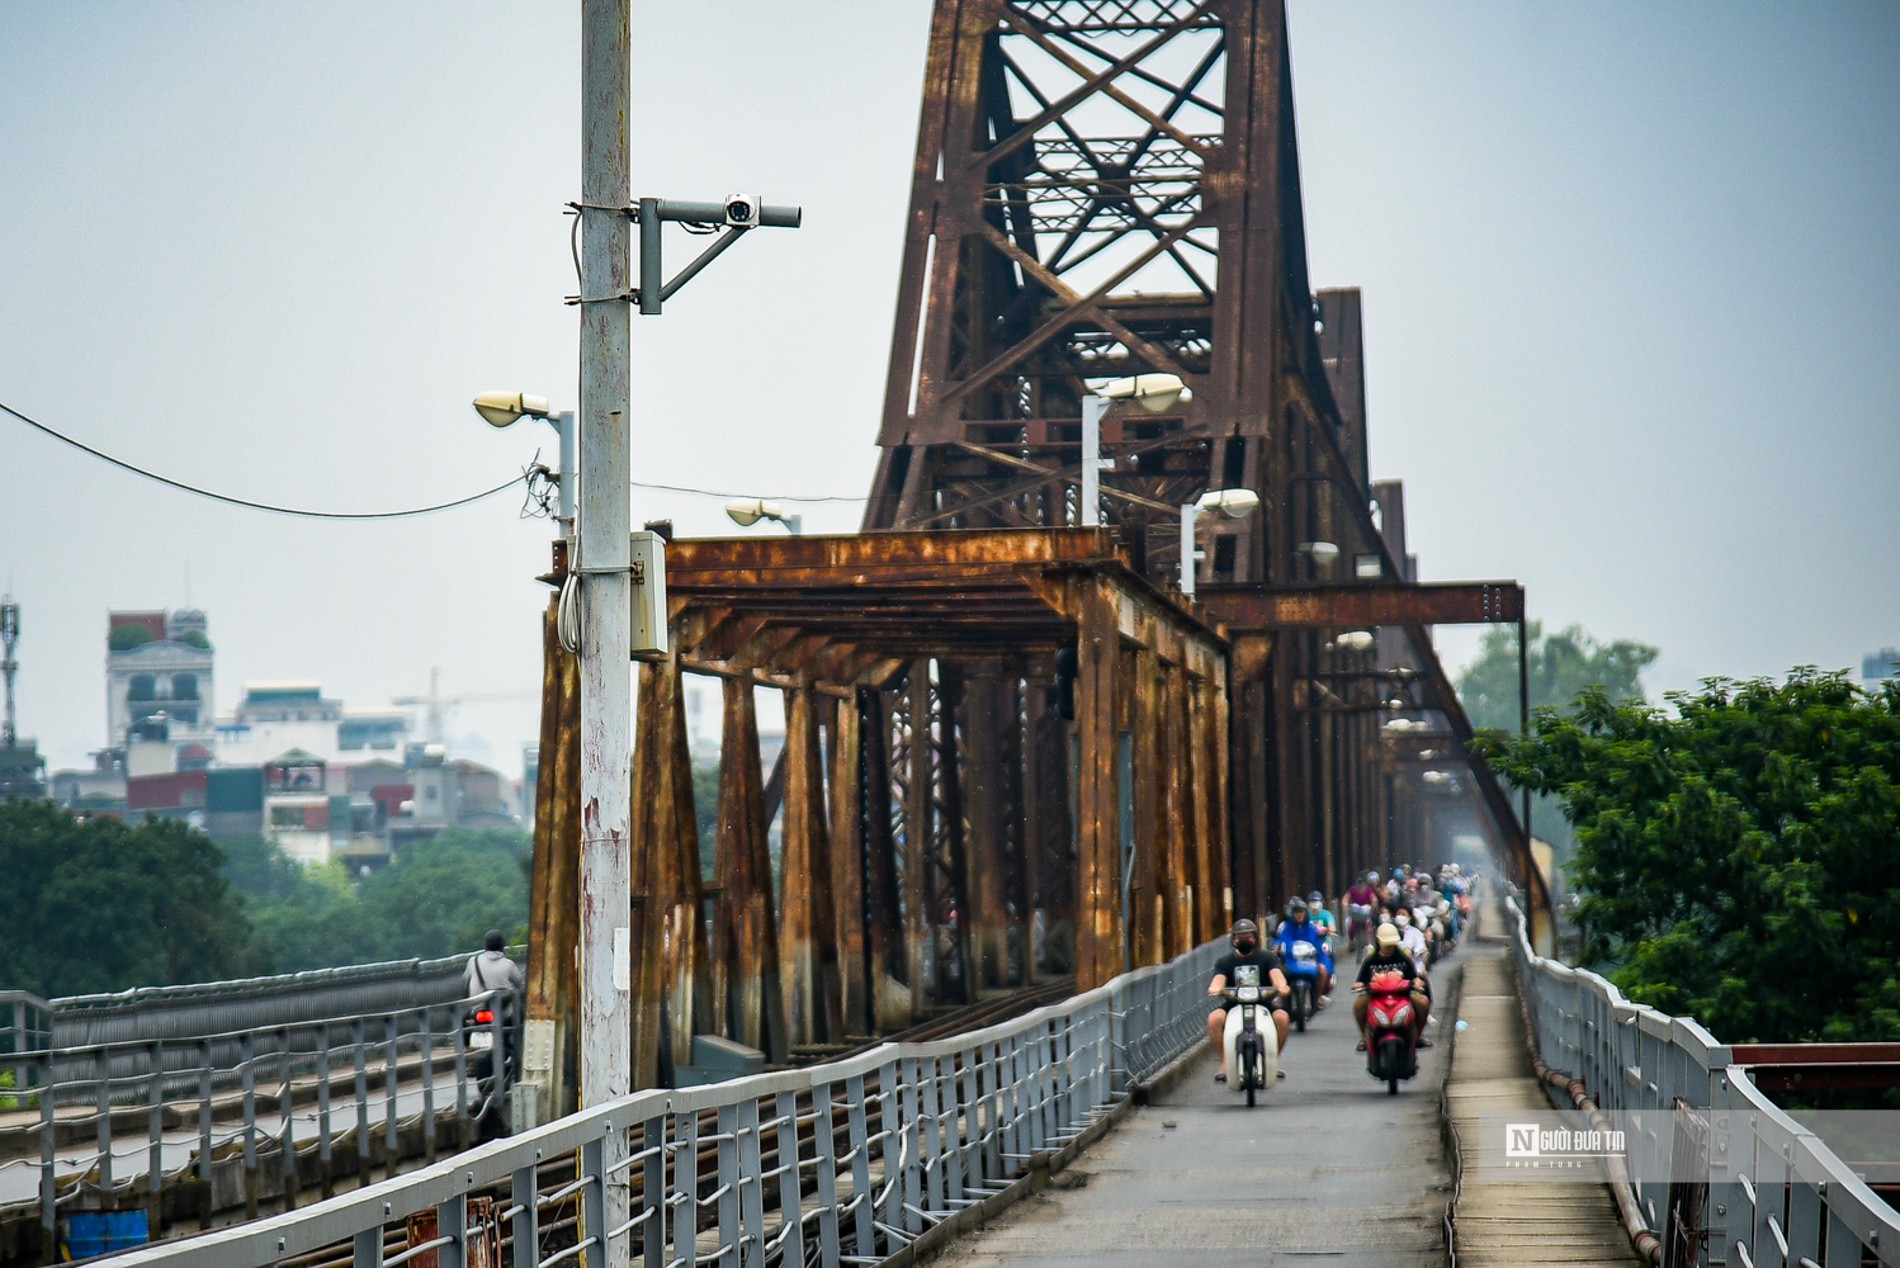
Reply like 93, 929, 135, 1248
1272, 898, 1335, 1001
1353, 922, 1432, 1051
1305, 890, 1338, 944
1206, 918, 1291, 1080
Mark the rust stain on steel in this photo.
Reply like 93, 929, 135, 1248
779, 684, 842, 1047
714, 677, 784, 1061
525, 599, 581, 1117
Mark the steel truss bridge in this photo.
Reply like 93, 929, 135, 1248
517, 0, 1549, 1109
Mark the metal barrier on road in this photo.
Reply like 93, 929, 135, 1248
100, 937, 1221, 1268
1504, 896, 1900, 1268
0, 989, 514, 1241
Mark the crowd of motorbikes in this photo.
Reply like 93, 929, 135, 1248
1216, 865, 1476, 1105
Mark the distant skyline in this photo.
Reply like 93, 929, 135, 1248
1, 2, 1894, 778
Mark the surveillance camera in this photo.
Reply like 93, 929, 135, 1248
724, 195, 762, 229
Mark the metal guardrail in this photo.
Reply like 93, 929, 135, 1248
0, 990, 513, 1238
1504, 896, 1900, 1268
4, 950, 525, 1056
101, 937, 1221, 1268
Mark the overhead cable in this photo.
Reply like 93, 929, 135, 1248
1, 399, 527, 520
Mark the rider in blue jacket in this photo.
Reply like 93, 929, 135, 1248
1273, 898, 1334, 1001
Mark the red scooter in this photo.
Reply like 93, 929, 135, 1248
1364, 969, 1420, 1095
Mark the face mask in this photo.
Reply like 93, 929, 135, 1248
1234, 938, 1257, 954
1397, 914, 1410, 926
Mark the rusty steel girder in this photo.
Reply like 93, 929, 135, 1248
1199, 582, 1525, 630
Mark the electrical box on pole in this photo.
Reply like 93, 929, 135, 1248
628, 530, 668, 660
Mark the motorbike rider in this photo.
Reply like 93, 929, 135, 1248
1306, 890, 1339, 943
466, 930, 524, 1017
1387, 903, 1431, 966
1273, 898, 1335, 1001
1345, 872, 1380, 947
1353, 922, 1432, 1051
1206, 918, 1292, 1081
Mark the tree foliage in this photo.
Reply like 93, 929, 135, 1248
227, 828, 531, 972
1478, 670, 1900, 1043
0, 804, 533, 996
1459, 620, 1658, 733
1459, 621, 1657, 857
0, 800, 257, 997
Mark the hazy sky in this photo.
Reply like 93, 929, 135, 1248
2, 2, 1895, 780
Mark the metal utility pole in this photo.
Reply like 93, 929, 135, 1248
577, 0, 632, 1141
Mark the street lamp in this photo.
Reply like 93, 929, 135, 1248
1324, 629, 1376, 653
474, 391, 577, 530
1296, 540, 1341, 568
1179, 488, 1259, 596
1080, 373, 1190, 528
724, 497, 802, 534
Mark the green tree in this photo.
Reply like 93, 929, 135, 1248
1458, 621, 1657, 857
1477, 670, 1900, 1043
355, 829, 531, 962
0, 801, 256, 997
1459, 620, 1658, 733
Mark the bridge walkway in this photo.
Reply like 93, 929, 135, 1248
926, 953, 1463, 1267
1445, 924, 1636, 1266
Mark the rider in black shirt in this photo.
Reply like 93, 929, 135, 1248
1206, 918, 1292, 1080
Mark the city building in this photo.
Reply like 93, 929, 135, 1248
215, 681, 410, 767
106, 609, 217, 765
1863, 648, 1899, 687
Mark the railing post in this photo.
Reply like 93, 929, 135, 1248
736, 1095, 765, 1268
96, 1057, 114, 1195
353, 1017, 371, 1188
197, 1037, 214, 1223
38, 1050, 56, 1255
147, 1038, 165, 1231
813, 1082, 842, 1268
241, 1030, 258, 1219
641, 1111, 667, 1268
581, 1133, 608, 1268
317, 1021, 334, 1200
772, 1090, 805, 1268
382, 1021, 399, 1161
353, 1225, 385, 1268
420, 1007, 436, 1164
898, 1056, 924, 1234
681, 1108, 704, 1267
436, 1193, 468, 1268
716, 1101, 740, 1267
865, 1065, 896, 1250
511, 1163, 539, 1268
281, 1024, 299, 1211
919, 1054, 944, 1217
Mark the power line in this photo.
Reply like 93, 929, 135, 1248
2, 399, 527, 519
630, 478, 864, 503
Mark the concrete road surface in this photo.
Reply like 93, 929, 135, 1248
927, 955, 1463, 1267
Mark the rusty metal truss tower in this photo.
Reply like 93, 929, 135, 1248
865, 0, 1379, 594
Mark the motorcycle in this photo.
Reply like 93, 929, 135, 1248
462, 997, 514, 1135
1346, 902, 1375, 955
1220, 983, 1280, 1106
1282, 939, 1324, 1032
1364, 968, 1419, 1095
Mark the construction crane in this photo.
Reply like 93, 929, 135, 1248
391, 667, 534, 747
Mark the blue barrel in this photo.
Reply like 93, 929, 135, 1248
62, 1211, 149, 1260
